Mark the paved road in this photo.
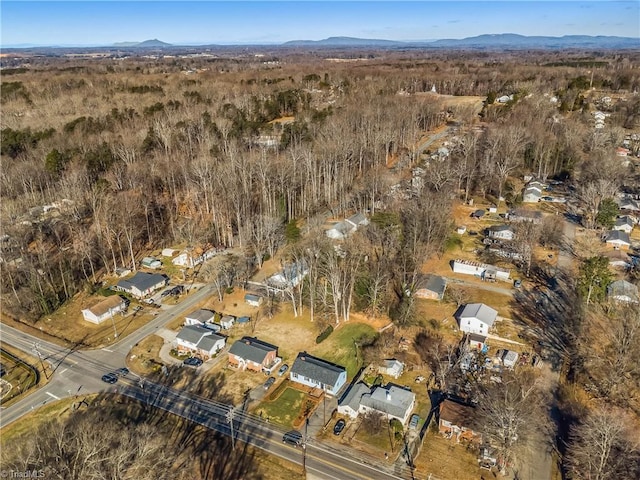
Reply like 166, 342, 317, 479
0, 293, 414, 479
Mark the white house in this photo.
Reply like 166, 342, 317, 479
244, 293, 263, 307
604, 250, 632, 269
456, 303, 498, 336
522, 185, 543, 203
487, 225, 515, 241
452, 259, 511, 281
184, 309, 215, 326
607, 280, 639, 304
378, 359, 405, 379
289, 352, 347, 396
325, 213, 368, 240
115, 272, 169, 298
175, 325, 226, 358
613, 216, 634, 234
81, 296, 127, 324
338, 383, 416, 425
267, 262, 309, 290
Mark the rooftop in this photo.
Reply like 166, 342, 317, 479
290, 352, 346, 387
117, 271, 167, 292
229, 336, 278, 364
439, 399, 478, 429
85, 295, 125, 317
176, 325, 214, 344
360, 384, 415, 420
458, 303, 498, 326
185, 309, 215, 323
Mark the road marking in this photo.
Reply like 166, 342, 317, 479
101, 348, 114, 352
59, 368, 68, 374
46, 392, 60, 400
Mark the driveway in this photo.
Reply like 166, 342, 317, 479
156, 328, 182, 366
441, 275, 514, 296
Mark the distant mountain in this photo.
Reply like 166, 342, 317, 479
284, 36, 402, 47
430, 34, 639, 49
113, 39, 172, 48
283, 34, 639, 49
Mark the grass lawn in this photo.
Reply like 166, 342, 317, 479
127, 335, 165, 376
312, 322, 377, 378
413, 430, 483, 479
255, 387, 307, 429
0, 348, 39, 405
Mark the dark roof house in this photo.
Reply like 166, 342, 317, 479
229, 336, 278, 365
290, 352, 347, 395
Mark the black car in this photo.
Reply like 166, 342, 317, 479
333, 419, 346, 436
101, 373, 118, 384
264, 376, 276, 390
282, 430, 303, 447
115, 367, 129, 377
184, 357, 203, 367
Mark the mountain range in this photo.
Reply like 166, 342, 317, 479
112, 39, 173, 48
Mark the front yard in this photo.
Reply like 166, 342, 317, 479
255, 385, 308, 429
413, 430, 484, 479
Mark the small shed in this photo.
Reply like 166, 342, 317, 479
141, 257, 162, 269
244, 293, 263, 307
161, 248, 177, 258
502, 350, 519, 368
470, 209, 485, 219
237, 316, 251, 324
220, 315, 235, 329
457, 226, 467, 235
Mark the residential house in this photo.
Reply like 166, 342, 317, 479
337, 383, 416, 425
184, 309, 215, 327
81, 296, 127, 325
486, 224, 515, 241
289, 352, 347, 396
507, 208, 543, 224
603, 250, 633, 269
244, 293, 263, 307
172, 251, 202, 268
141, 256, 162, 269
175, 325, 226, 359
415, 275, 447, 300
522, 183, 543, 203
618, 197, 640, 213
228, 336, 278, 372
604, 230, 631, 250
439, 399, 481, 442
456, 303, 498, 336
115, 272, 169, 298
378, 359, 405, 379
267, 262, 309, 290
607, 280, 639, 304
613, 216, 634, 234
325, 213, 369, 240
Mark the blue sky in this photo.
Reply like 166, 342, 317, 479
2, 1, 639, 46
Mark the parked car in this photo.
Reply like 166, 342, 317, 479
277, 364, 289, 376
333, 419, 346, 435
513, 279, 522, 288
282, 430, 303, 447
101, 373, 118, 384
264, 376, 276, 390
160, 289, 173, 298
409, 414, 420, 430
115, 367, 129, 377
184, 357, 203, 367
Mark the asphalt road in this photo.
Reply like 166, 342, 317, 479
0, 286, 413, 480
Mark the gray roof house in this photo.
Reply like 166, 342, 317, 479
338, 383, 416, 425
185, 309, 216, 326
228, 336, 278, 371
605, 230, 631, 249
175, 325, 226, 358
487, 224, 515, 241
115, 272, 169, 298
290, 352, 347, 396
607, 280, 639, 303
456, 303, 498, 336
415, 275, 447, 300
613, 216, 634, 234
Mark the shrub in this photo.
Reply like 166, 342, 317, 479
315, 325, 333, 344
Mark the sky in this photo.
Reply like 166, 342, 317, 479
1, 1, 639, 46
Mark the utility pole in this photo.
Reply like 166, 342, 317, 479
110, 309, 118, 339
302, 418, 308, 474
32, 343, 49, 379
226, 408, 235, 450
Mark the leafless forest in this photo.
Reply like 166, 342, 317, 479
2, 48, 640, 477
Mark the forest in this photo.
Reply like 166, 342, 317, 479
1, 47, 640, 478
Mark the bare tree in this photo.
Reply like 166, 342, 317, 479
565, 407, 640, 480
